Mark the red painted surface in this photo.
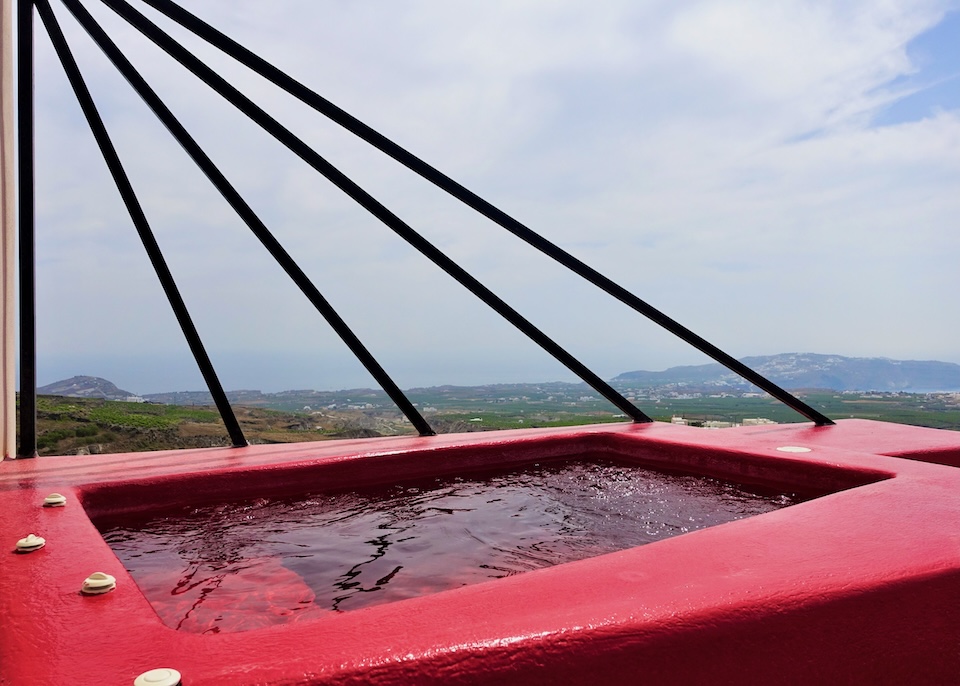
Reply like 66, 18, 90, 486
2, 418, 960, 685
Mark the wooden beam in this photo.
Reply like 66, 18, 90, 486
1, 0, 15, 460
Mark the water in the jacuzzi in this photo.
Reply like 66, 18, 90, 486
98, 459, 799, 633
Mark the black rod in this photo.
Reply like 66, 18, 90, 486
35, 0, 247, 446
139, 0, 833, 426
98, 0, 651, 423
17, 0, 37, 457
58, 0, 434, 436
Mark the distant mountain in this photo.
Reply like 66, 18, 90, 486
612, 353, 960, 392
37, 375, 136, 400
38, 354, 960, 406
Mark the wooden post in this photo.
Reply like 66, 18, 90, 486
1, 0, 15, 460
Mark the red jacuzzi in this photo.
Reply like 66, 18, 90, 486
3, 418, 960, 685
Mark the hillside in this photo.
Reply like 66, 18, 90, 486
27, 395, 419, 456
612, 353, 960, 392
23, 388, 960, 457
37, 375, 136, 400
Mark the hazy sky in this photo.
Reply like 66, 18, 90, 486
26, 0, 960, 394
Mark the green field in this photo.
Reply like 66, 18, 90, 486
423, 393, 960, 432
19, 387, 960, 456
402, 386, 960, 432
640, 392, 960, 430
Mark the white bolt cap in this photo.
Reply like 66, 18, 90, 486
16, 534, 45, 552
43, 493, 67, 507
776, 446, 812, 453
81, 572, 116, 595
134, 668, 182, 686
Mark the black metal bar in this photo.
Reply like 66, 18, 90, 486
139, 0, 834, 426
98, 0, 651, 423
17, 0, 37, 457
58, 0, 435, 437
35, 0, 247, 446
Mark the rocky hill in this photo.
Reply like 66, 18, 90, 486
612, 353, 960, 392
37, 375, 136, 400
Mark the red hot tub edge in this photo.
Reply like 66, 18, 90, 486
2, 418, 960, 685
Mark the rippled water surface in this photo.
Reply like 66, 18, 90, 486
97, 459, 800, 633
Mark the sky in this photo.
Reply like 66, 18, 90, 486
23, 0, 960, 394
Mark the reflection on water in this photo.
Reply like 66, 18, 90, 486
98, 459, 800, 633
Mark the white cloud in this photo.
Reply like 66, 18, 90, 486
28, 0, 960, 392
